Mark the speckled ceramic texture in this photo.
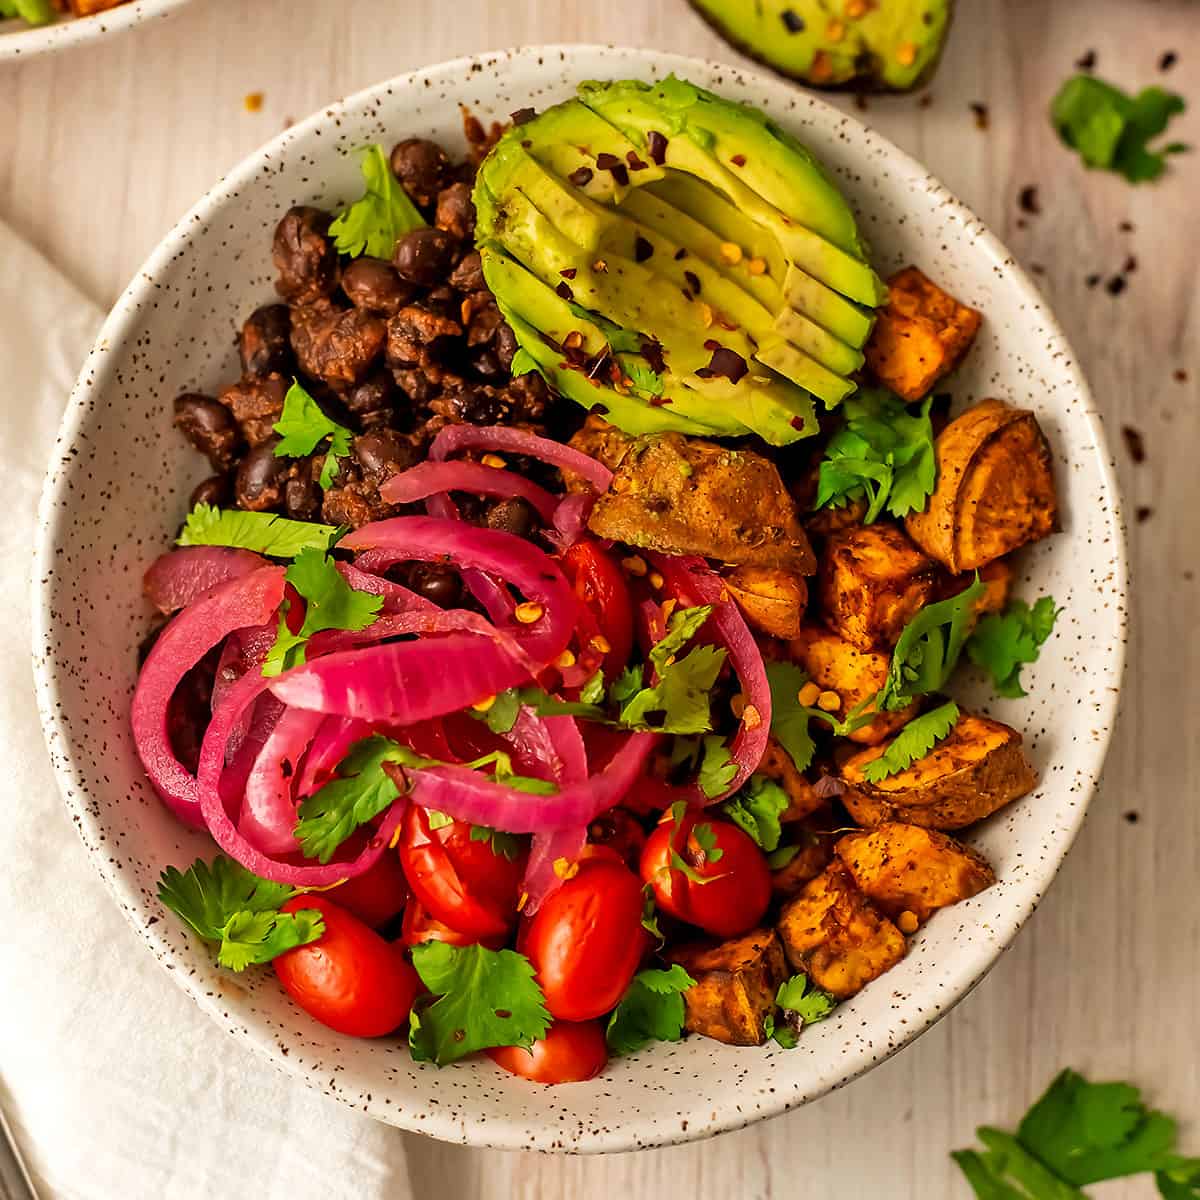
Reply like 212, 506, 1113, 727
32, 46, 1127, 1153
0, 0, 188, 61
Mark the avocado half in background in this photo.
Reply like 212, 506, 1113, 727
474, 77, 885, 447
688, 0, 953, 92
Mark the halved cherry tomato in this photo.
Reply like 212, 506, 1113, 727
587, 807, 647, 870
326, 849, 410, 929
640, 811, 770, 938
519, 857, 647, 1021
560, 538, 634, 678
398, 805, 524, 940
400, 896, 505, 950
487, 1020, 608, 1084
274, 895, 420, 1037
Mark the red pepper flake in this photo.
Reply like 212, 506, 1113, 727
567, 166, 594, 187
640, 340, 666, 374
684, 270, 701, 295
1159, 50, 1178, 71
781, 8, 805, 32
1018, 185, 1040, 215
1121, 424, 1146, 463
634, 236, 654, 263
556, 281, 574, 302
649, 395, 671, 407
647, 130, 668, 165
695, 345, 748, 383
626, 150, 649, 171
510, 107, 536, 126
596, 152, 630, 186
969, 102, 990, 130
673, 248, 687, 261
730, 154, 747, 168
790, 415, 807, 431
703, 338, 720, 351
1076, 49, 1097, 71
1135, 505, 1154, 523
560, 267, 577, 280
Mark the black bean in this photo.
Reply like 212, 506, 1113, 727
272, 206, 338, 304
485, 497, 539, 539
239, 304, 293, 378
189, 474, 231, 509
435, 182, 476, 241
235, 438, 288, 511
390, 138, 452, 208
449, 250, 485, 293
341, 258, 415, 316
409, 563, 462, 608
353, 429, 420, 482
285, 471, 320, 521
393, 227, 458, 287
173, 393, 241, 470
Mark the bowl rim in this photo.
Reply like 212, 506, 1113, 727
32, 43, 1128, 1153
0, 0, 189, 62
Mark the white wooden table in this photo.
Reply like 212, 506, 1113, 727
3, 1, 1198, 1196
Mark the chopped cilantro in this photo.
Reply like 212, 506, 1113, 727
620, 641, 727, 734
605, 965, 695, 1056
409, 941, 550, 1066
273, 379, 355, 489
609, 665, 645, 706
860, 701, 960, 784
580, 669, 606, 705
1159, 1162, 1200, 1199
776, 973, 836, 1025
640, 886, 664, 945
509, 348, 541, 377
157, 855, 323, 971
764, 660, 818, 772
722, 775, 789, 851
816, 390, 937, 522
328, 143, 426, 259
468, 824, 523, 861
766, 842, 802, 870
1051, 75, 1189, 183
177, 503, 341, 558
690, 821, 723, 864
966, 596, 1061, 698
262, 547, 383, 675
697, 734, 738, 798
622, 356, 665, 398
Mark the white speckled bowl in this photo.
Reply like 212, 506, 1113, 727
33, 46, 1127, 1153
0, 0, 188, 62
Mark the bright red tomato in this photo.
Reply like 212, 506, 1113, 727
560, 538, 634, 678
487, 1021, 608, 1084
399, 896, 505, 950
326, 851, 410, 929
519, 858, 647, 1022
274, 895, 420, 1037
398, 805, 524, 939
640, 812, 771, 938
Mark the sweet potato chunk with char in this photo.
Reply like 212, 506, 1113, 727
564, 414, 635, 490
588, 433, 816, 573
840, 711, 1037, 830
666, 929, 788, 1045
906, 400, 1059, 573
756, 736, 824, 821
776, 862, 907, 999
818, 523, 943, 651
788, 621, 920, 747
864, 267, 982, 401
835, 823, 995, 924
723, 564, 809, 640
771, 804, 837, 900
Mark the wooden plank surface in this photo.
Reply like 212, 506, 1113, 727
3, 0, 1198, 1195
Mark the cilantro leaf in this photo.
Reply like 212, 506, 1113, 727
328, 143, 427, 260
273, 379, 355, 489
691, 822, 723, 864
468, 824, 522, 861
621, 355, 665, 398
763, 660, 817, 772
619, 643, 727, 734
1051, 75, 1188, 183
649, 605, 713, 673
640, 887, 664, 945
509, 347, 541, 377
177, 503, 341, 558
723, 775, 789, 851
1158, 1161, 1200, 1199
697, 734, 738, 799
580, 669, 606, 705
815, 390, 936, 521
860, 701, 960, 784
262, 547, 383, 675
157, 855, 324, 971
776, 973, 836, 1025
951, 1148, 1048, 1200
967, 596, 1062, 698
605, 965, 695, 1056
767, 843, 802, 869
609, 665, 645, 705
409, 941, 550, 1066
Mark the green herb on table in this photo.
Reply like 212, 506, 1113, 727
328, 142, 427, 259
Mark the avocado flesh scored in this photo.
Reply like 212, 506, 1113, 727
687, 0, 952, 92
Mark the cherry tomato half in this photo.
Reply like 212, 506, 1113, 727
519, 857, 647, 1022
560, 538, 634, 679
640, 812, 771, 938
326, 850, 410, 929
398, 805, 524, 940
487, 1021, 608, 1084
400, 896, 505, 950
274, 895, 420, 1037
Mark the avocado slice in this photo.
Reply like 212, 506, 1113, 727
474, 76, 881, 445
688, 0, 954, 93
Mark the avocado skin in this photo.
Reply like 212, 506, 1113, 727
688, 0, 955, 94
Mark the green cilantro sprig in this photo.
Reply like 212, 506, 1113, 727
177, 503, 341, 557
606, 965, 695, 1056
953, 1068, 1200, 1198
815, 390, 937, 523
273, 379, 355, 489
765, 973, 836, 1048
860, 700, 960, 784
262, 547, 383, 676
966, 596, 1061, 698
157, 855, 324, 971
328, 143, 427, 259
1051, 75, 1189, 183
409, 941, 550, 1067
722, 775, 790, 851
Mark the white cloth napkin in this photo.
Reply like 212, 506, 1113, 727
0, 220, 415, 1200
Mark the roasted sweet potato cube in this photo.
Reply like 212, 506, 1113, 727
906, 399, 1059, 573
834, 823, 996, 924
788, 621, 920, 746
776, 863, 907, 999
666, 929, 788, 1045
864, 267, 983, 401
771, 805, 837, 900
818, 523, 943, 651
756, 735, 824, 820
724, 564, 809, 640
840, 711, 1038, 830
940, 558, 1013, 630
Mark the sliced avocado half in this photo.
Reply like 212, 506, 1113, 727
688, 0, 954, 93
474, 75, 884, 445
